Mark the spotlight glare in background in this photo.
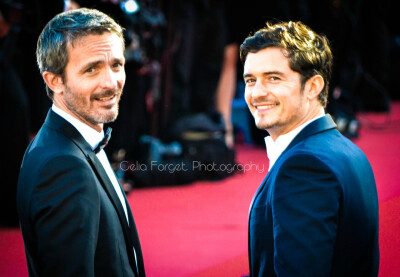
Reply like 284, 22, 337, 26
64, 0, 70, 11
121, 0, 140, 14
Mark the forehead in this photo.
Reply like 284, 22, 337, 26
66, 32, 124, 61
244, 47, 290, 74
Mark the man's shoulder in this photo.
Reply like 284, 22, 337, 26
295, 126, 361, 154
21, 124, 89, 174
279, 129, 371, 177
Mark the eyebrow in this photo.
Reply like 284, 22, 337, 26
243, 73, 253, 79
81, 60, 103, 71
81, 57, 125, 72
243, 71, 284, 79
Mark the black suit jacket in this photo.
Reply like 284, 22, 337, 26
248, 115, 379, 276
17, 110, 146, 277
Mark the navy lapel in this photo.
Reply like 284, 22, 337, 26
284, 114, 337, 154
247, 148, 276, 277
248, 167, 274, 217
248, 114, 337, 216
247, 114, 337, 275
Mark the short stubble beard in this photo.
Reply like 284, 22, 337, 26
64, 85, 122, 126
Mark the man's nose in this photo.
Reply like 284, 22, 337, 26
101, 68, 119, 90
252, 80, 268, 98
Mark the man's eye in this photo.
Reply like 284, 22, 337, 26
86, 67, 95, 73
245, 79, 255, 84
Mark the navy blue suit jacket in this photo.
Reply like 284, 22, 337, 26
248, 115, 379, 276
17, 110, 146, 277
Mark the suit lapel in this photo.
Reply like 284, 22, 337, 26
248, 115, 337, 217
126, 198, 146, 276
86, 152, 131, 231
248, 114, 338, 275
247, 154, 276, 276
284, 114, 337, 154
263, 114, 337, 176
45, 110, 140, 275
46, 110, 132, 231
85, 153, 140, 275
248, 167, 274, 216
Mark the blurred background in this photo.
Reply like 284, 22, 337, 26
0, 1, 399, 275
1, 0, 399, 224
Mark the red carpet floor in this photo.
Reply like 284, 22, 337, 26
1, 102, 400, 276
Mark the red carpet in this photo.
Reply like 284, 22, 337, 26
1, 102, 400, 276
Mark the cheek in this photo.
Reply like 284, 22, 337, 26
119, 77, 126, 88
78, 79, 99, 94
68, 83, 94, 102
244, 89, 252, 106
118, 70, 126, 85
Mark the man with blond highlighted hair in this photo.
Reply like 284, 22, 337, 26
241, 21, 379, 276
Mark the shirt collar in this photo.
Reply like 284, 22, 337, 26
265, 114, 324, 170
52, 104, 104, 150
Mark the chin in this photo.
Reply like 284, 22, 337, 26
103, 106, 119, 122
103, 112, 119, 123
253, 118, 270, 130
90, 110, 119, 125
257, 123, 276, 132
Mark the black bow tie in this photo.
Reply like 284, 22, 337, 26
94, 127, 112, 154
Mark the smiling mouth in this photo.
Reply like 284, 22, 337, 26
255, 104, 277, 110
97, 95, 115, 101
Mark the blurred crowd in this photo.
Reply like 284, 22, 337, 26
1, 0, 398, 226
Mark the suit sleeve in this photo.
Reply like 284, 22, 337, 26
272, 154, 341, 276
30, 155, 100, 277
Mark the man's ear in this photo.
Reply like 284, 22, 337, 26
305, 75, 324, 100
42, 71, 64, 94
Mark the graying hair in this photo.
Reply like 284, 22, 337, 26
36, 8, 125, 99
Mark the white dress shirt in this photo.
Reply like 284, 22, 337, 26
52, 104, 129, 224
265, 115, 324, 170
